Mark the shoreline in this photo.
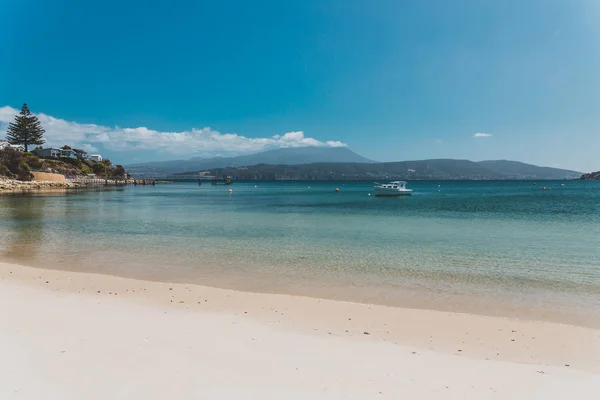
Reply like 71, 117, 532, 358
2, 261, 599, 372
0, 179, 72, 192
0, 178, 170, 193
0, 179, 114, 193
3, 250, 598, 330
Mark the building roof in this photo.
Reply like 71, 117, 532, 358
0, 141, 24, 150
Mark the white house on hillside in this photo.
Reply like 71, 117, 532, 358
72, 149, 90, 160
32, 147, 76, 158
90, 154, 103, 162
0, 141, 25, 151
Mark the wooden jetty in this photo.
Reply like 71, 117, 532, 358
66, 177, 166, 187
211, 176, 233, 185
196, 175, 233, 185
133, 179, 156, 186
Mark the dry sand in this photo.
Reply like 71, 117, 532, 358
1, 261, 599, 399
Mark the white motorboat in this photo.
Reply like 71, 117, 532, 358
374, 181, 413, 196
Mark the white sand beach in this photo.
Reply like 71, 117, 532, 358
1, 261, 599, 399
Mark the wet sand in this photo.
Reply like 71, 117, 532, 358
2, 248, 599, 330
1, 261, 599, 399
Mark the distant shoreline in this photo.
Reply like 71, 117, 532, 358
133, 177, 583, 182
125, 149, 584, 180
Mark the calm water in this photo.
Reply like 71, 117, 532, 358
1, 181, 599, 325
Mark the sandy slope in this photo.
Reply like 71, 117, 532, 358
1, 262, 599, 399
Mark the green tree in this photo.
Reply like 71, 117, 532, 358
112, 165, 126, 179
5, 104, 45, 152
92, 162, 107, 176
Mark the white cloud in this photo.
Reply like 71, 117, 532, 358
81, 143, 99, 153
0, 106, 346, 154
474, 132, 493, 137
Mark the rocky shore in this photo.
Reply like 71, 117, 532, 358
0, 177, 133, 192
0, 177, 70, 192
580, 171, 600, 180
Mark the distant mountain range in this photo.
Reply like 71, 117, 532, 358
127, 147, 374, 176
126, 147, 582, 180
186, 159, 580, 181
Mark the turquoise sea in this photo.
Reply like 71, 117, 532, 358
1, 180, 599, 326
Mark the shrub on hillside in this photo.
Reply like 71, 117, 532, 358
0, 148, 33, 181
112, 165, 126, 179
91, 162, 107, 176
17, 166, 33, 181
0, 164, 10, 177
59, 157, 83, 169
23, 154, 43, 170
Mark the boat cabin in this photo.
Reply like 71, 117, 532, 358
379, 181, 407, 189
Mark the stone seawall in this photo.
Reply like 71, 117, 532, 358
1, 177, 160, 192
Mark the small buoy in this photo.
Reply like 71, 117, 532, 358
228, 189, 233, 193
561, 184, 565, 187
335, 188, 339, 192
542, 187, 547, 190
308, 186, 310, 189
368, 193, 371, 196
254, 185, 257, 188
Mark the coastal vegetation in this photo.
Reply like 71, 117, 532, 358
1, 103, 125, 182
580, 171, 600, 180
0, 147, 126, 181
0, 147, 35, 181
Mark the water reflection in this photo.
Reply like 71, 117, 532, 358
0, 195, 47, 261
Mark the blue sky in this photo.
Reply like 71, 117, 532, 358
1, 0, 599, 171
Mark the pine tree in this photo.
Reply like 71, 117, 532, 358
6, 104, 45, 152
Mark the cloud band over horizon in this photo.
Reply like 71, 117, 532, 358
0, 106, 346, 155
